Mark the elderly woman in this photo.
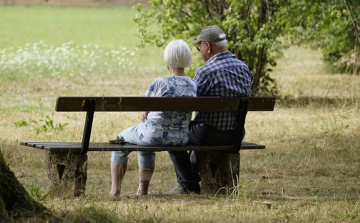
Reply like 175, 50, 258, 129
110, 39, 196, 197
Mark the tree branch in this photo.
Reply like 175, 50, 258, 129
246, 0, 255, 41
343, 0, 360, 45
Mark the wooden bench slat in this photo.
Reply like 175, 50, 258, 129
20, 141, 265, 152
56, 97, 276, 112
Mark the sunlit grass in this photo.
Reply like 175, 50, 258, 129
275, 46, 360, 99
0, 6, 138, 49
0, 6, 164, 71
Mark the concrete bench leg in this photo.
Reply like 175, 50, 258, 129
197, 151, 240, 195
45, 151, 87, 197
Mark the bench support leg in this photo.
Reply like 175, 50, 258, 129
197, 151, 240, 195
45, 152, 87, 197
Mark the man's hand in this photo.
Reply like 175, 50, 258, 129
141, 111, 149, 122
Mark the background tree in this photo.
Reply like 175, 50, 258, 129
282, 0, 360, 74
134, 0, 288, 96
133, 0, 360, 96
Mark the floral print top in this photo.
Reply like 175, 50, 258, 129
137, 76, 197, 146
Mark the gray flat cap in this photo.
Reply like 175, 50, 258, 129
191, 26, 226, 45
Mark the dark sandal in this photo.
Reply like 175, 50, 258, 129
109, 136, 126, 144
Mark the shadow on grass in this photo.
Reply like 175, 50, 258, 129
243, 130, 360, 202
277, 96, 359, 108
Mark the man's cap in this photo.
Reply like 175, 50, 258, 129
191, 26, 226, 45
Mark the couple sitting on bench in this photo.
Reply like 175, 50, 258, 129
109, 26, 253, 198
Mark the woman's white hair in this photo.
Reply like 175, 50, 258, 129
164, 39, 192, 68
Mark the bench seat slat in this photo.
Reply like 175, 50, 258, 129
20, 141, 265, 152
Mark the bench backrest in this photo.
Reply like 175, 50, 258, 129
56, 97, 275, 112
55, 97, 276, 154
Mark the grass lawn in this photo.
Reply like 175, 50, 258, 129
0, 5, 359, 223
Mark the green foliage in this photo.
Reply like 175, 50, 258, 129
28, 185, 51, 201
133, 0, 360, 96
281, 0, 360, 74
14, 114, 68, 134
34, 114, 68, 134
133, 0, 287, 96
14, 120, 28, 127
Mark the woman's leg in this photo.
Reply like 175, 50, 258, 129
137, 151, 155, 195
110, 125, 143, 197
113, 125, 155, 195
110, 151, 129, 197
118, 125, 149, 146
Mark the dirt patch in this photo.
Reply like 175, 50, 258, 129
0, 0, 148, 7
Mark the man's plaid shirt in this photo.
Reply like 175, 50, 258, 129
193, 51, 253, 131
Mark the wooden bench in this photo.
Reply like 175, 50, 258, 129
20, 96, 276, 197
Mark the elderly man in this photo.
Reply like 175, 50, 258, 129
166, 26, 253, 195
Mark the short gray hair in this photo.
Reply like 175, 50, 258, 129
210, 39, 228, 48
164, 39, 192, 68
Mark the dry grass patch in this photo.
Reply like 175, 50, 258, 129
1, 45, 359, 222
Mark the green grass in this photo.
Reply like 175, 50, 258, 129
0, 6, 139, 49
0, 5, 360, 223
0, 6, 164, 82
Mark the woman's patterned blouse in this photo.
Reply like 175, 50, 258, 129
137, 76, 197, 146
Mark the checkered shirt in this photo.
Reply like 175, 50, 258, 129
193, 51, 253, 130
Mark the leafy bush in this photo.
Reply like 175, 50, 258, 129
14, 114, 68, 134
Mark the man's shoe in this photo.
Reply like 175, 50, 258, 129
164, 184, 201, 195
164, 185, 186, 195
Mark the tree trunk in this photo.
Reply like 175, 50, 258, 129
197, 151, 240, 195
0, 150, 55, 221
